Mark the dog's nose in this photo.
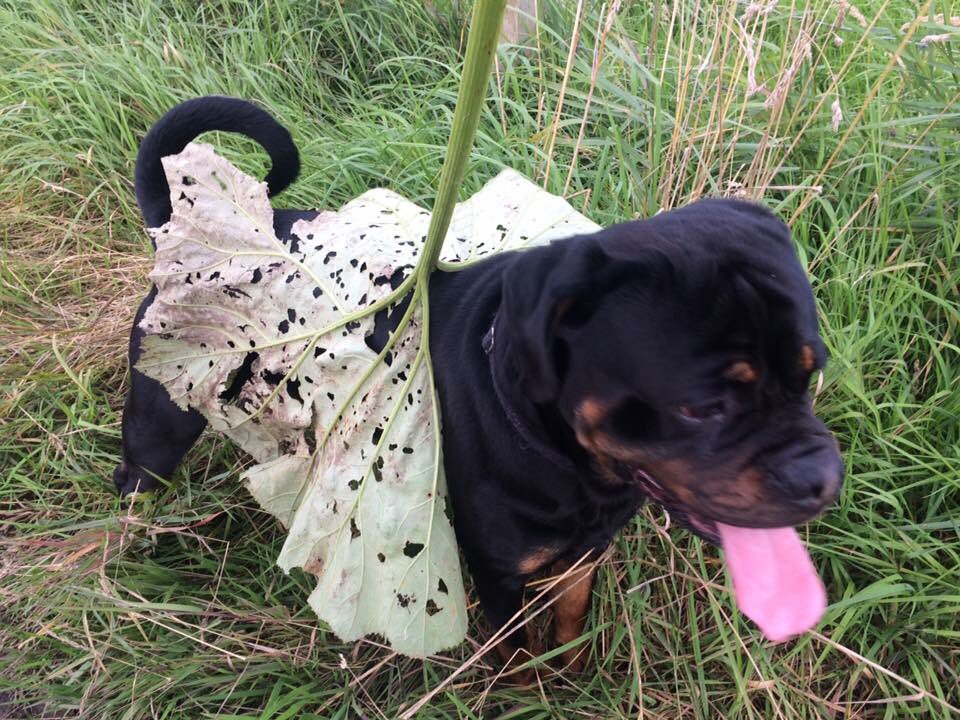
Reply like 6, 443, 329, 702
777, 443, 844, 508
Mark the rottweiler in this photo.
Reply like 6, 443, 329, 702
115, 97, 843, 677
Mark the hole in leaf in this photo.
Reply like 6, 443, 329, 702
219, 352, 258, 401
286, 378, 303, 403
403, 541, 424, 558
364, 275, 413, 367
261, 368, 284, 386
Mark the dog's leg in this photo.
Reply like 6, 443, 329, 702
472, 569, 539, 683
549, 556, 599, 673
113, 288, 207, 496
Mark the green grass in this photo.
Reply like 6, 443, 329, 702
1, 0, 958, 717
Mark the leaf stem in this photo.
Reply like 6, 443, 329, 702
416, 0, 507, 279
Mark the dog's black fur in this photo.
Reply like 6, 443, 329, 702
114, 97, 309, 496
116, 98, 843, 673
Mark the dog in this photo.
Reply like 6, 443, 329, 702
115, 97, 843, 678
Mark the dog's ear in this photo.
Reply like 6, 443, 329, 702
499, 237, 639, 403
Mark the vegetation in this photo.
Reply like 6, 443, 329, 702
1, 0, 957, 717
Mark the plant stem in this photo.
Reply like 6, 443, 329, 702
417, 0, 507, 279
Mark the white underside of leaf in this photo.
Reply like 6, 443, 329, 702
137, 142, 598, 657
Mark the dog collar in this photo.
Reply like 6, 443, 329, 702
484, 314, 575, 471
481, 319, 495, 355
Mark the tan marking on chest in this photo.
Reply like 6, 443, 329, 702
517, 546, 560, 575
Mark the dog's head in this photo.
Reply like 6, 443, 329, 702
498, 199, 842, 544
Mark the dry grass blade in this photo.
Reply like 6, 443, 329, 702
399, 551, 597, 718
564, 0, 622, 196
811, 632, 960, 715
541, 0, 585, 188
788, 0, 935, 223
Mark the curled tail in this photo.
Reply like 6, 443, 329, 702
135, 96, 300, 229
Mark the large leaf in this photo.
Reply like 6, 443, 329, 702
137, 142, 598, 657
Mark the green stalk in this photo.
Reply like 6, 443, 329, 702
416, 0, 507, 279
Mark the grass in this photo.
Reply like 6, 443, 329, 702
1, 0, 958, 717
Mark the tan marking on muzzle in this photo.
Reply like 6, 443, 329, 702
713, 465, 766, 509
724, 361, 758, 383
655, 458, 699, 502
589, 443, 769, 515
799, 344, 816, 372
575, 405, 776, 514
575, 397, 608, 429
668, 479, 695, 504
648, 460, 769, 517
574, 398, 625, 483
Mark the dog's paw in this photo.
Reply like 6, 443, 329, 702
112, 461, 157, 496
500, 665, 538, 688
556, 645, 588, 675
493, 639, 544, 688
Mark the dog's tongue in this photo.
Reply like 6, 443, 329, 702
717, 523, 826, 641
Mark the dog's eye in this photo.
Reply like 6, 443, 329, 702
679, 400, 725, 422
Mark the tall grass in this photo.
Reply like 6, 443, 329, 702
1, 0, 958, 717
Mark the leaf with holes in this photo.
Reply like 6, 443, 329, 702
136, 142, 598, 656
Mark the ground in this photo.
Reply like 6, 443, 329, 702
1, 1, 958, 718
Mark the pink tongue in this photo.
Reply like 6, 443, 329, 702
717, 523, 826, 641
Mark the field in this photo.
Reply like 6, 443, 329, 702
1, 0, 958, 717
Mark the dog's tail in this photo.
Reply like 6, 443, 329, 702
135, 96, 300, 229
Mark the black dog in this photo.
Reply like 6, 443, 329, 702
115, 97, 843, 676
